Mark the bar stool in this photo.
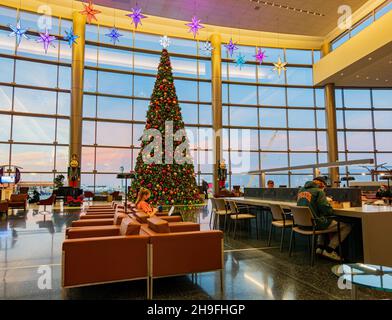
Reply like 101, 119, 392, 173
289, 205, 343, 266
267, 204, 293, 252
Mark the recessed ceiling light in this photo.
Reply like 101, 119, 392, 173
366, 76, 370, 80
341, 73, 344, 76
356, 75, 360, 78
386, 80, 389, 82
368, 57, 373, 61
376, 78, 380, 81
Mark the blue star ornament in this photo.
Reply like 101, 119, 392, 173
234, 53, 246, 69
9, 19, 29, 47
105, 27, 123, 45
64, 28, 79, 47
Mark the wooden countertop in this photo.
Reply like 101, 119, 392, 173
224, 197, 392, 219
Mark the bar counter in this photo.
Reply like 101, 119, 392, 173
225, 197, 392, 267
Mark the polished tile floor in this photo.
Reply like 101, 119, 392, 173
0, 202, 391, 300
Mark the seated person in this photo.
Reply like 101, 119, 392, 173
267, 180, 275, 189
376, 185, 392, 199
297, 176, 352, 261
135, 187, 157, 217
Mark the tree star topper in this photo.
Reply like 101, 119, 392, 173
225, 38, 238, 57
186, 16, 204, 38
37, 29, 56, 54
126, 6, 147, 29
106, 27, 123, 45
273, 57, 288, 76
254, 48, 267, 64
234, 53, 246, 69
8, 19, 29, 47
64, 28, 79, 47
80, 0, 101, 24
160, 35, 171, 49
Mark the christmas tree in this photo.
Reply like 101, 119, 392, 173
130, 49, 202, 206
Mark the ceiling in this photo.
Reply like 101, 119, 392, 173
94, 0, 368, 37
327, 45, 392, 88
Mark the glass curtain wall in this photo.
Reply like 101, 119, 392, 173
81, 24, 212, 193
222, 45, 325, 188
2, 5, 392, 192
0, 6, 71, 189
336, 88, 392, 182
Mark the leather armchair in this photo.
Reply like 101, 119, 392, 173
62, 234, 149, 291
141, 217, 224, 299
8, 194, 28, 211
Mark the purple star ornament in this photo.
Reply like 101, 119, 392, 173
126, 6, 147, 29
254, 48, 267, 64
225, 38, 238, 57
186, 16, 204, 38
37, 29, 56, 54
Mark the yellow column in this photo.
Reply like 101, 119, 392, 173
322, 42, 340, 186
210, 34, 222, 193
69, 12, 86, 188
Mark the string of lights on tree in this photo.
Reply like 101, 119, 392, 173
7, 0, 288, 74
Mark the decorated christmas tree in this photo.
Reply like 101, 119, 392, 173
130, 49, 202, 206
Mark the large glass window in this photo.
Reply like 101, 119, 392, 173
0, 7, 70, 187
82, 30, 212, 192
224, 49, 324, 188
337, 87, 392, 180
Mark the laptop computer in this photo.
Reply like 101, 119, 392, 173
168, 206, 175, 216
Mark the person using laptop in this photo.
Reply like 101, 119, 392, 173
135, 187, 157, 217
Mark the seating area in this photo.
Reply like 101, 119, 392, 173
1, 0, 392, 307
63, 202, 224, 299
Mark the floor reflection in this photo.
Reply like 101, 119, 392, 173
0, 204, 391, 300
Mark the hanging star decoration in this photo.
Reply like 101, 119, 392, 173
37, 29, 57, 54
160, 35, 171, 49
8, 19, 29, 47
234, 53, 246, 69
80, 0, 101, 24
224, 38, 238, 57
105, 27, 123, 45
186, 16, 204, 38
64, 28, 79, 48
273, 57, 288, 76
200, 41, 214, 56
254, 48, 267, 64
126, 6, 146, 29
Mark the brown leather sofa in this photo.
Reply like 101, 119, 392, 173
62, 216, 224, 299
69, 210, 127, 229
8, 194, 28, 211
141, 217, 224, 299
62, 217, 150, 295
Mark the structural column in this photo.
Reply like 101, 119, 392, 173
69, 12, 86, 188
322, 42, 339, 187
325, 84, 339, 187
210, 34, 222, 193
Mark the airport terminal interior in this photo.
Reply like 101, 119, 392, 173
0, 0, 392, 300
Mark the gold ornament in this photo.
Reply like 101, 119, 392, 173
273, 57, 288, 77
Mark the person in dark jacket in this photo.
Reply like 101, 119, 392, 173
297, 176, 351, 261
202, 180, 209, 199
